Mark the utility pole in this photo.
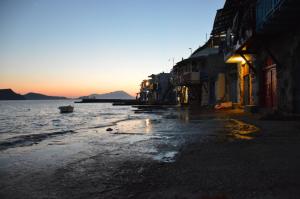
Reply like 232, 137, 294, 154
169, 58, 175, 67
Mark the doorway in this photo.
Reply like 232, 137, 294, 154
263, 57, 277, 108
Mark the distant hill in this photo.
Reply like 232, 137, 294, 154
80, 91, 134, 100
0, 89, 68, 100
0, 89, 25, 100
24, 92, 67, 100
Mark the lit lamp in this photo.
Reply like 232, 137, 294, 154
226, 54, 252, 65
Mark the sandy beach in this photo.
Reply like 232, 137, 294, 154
115, 111, 300, 199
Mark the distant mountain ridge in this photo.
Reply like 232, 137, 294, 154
24, 92, 67, 100
0, 89, 67, 100
0, 89, 134, 100
80, 91, 134, 100
0, 89, 25, 100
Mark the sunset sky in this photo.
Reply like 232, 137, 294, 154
0, 0, 224, 98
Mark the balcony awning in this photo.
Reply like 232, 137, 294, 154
190, 47, 219, 58
172, 46, 219, 72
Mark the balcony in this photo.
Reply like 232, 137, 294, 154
222, 1, 256, 60
256, 0, 300, 33
181, 72, 201, 85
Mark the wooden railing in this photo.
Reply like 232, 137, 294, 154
256, 0, 286, 31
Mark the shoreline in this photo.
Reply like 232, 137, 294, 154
1, 108, 300, 199
102, 109, 300, 199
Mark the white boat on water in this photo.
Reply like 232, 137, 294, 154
58, 105, 74, 113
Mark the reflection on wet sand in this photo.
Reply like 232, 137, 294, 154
145, 118, 152, 133
165, 107, 260, 141
225, 119, 259, 140
179, 107, 190, 122
112, 118, 154, 134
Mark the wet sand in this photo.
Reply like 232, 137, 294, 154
1, 108, 300, 199
114, 110, 300, 199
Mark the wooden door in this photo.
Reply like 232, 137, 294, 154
263, 58, 277, 108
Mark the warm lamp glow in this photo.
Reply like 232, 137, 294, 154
226, 55, 245, 63
226, 54, 251, 64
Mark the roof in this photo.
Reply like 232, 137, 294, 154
189, 36, 219, 58
190, 47, 219, 58
173, 45, 219, 69
211, 0, 239, 35
148, 72, 170, 78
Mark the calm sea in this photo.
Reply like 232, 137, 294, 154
0, 100, 225, 165
0, 100, 134, 150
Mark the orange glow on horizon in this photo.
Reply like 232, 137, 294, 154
0, 82, 139, 98
0, 72, 141, 98
7, 87, 137, 98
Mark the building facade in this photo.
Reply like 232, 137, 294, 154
137, 72, 175, 105
221, 0, 300, 113
138, 0, 300, 113
171, 38, 235, 107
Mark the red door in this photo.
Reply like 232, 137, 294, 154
263, 58, 277, 108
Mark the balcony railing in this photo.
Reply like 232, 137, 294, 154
181, 72, 200, 85
256, 0, 286, 31
221, 1, 256, 59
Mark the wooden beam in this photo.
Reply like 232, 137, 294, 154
239, 52, 257, 74
239, 50, 256, 55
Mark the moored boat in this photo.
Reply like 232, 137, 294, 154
58, 105, 74, 113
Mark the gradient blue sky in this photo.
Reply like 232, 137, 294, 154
0, 0, 224, 97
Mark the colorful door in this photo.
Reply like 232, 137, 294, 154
263, 57, 277, 108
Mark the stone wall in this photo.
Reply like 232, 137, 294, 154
257, 31, 300, 113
